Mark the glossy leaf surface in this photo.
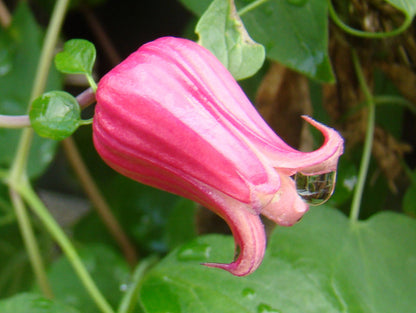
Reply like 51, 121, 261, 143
29, 91, 81, 140
181, 0, 334, 82
55, 39, 96, 76
384, 0, 416, 16
139, 206, 416, 313
196, 0, 265, 80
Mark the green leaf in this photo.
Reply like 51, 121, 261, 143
29, 91, 81, 141
0, 293, 80, 313
181, 0, 334, 82
196, 0, 265, 80
138, 207, 416, 313
54, 39, 96, 76
45, 244, 129, 313
384, 0, 416, 17
0, 2, 62, 178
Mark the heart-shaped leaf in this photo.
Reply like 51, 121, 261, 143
54, 39, 96, 76
29, 91, 82, 141
180, 0, 334, 82
138, 206, 416, 313
196, 0, 265, 80
384, 0, 416, 17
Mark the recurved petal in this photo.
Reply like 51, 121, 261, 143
257, 116, 344, 176
203, 198, 266, 276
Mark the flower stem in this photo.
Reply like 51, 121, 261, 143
238, 0, 270, 16
6, 0, 71, 300
17, 181, 115, 313
349, 50, 375, 222
328, 0, 413, 39
9, 188, 53, 298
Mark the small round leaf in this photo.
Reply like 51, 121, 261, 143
29, 91, 81, 140
54, 39, 96, 75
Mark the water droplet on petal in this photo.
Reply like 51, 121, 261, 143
286, 0, 308, 6
294, 171, 336, 206
242, 288, 256, 299
177, 242, 211, 261
257, 303, 281, 313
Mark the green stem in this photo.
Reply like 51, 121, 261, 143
30, 0, 70, 103
86, 74, 98, 92
9, 0, 70, 181
5, 0, 79, 303
17, 181, 115, 313
9, 189, 53, 297
117, 256, 157, 313
349, 50, 375, 222
238, 0, 270, 16
328, 0, 413, 39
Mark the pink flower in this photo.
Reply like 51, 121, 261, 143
92, 37, 344, 276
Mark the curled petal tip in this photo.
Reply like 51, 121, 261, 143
299, 115, 344, 175
203, 204, 266, 276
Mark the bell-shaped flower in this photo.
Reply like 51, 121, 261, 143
92, 37, 344, 276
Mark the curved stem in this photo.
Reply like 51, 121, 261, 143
9, 0, 70, 181
17, 181, 115, 313
328, 0, 413, 39
9, 188, 53, 298
62, 137, 138, 267
349, 50, 375, 222
238, 0, 270, 16
5, 0, 70, 302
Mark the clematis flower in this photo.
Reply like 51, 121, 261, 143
92, 37, 344, 276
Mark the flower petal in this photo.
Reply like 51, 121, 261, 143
93, 37, 282, 209
261, 174, 309, 226
259, 116, 344, 176
203, 198, 266, 276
